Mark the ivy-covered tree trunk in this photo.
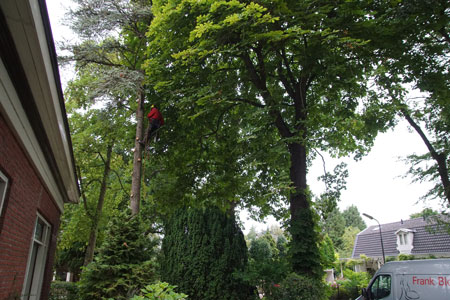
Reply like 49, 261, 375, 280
161, 207, 256, 300
130, 89, 146, 215
84, 142, 114, 266
288, 142, 321, 277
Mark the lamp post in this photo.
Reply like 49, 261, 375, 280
363, 213, 385, 264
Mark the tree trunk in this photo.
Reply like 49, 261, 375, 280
287, 141, 321, 277
84, 143, 114, 266
130, 89, 145, 215
401, 109, 450, 203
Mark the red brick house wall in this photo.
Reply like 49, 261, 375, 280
0, 114, 62, 299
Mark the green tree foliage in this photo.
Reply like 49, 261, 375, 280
342, 205, 366, 231
410, 208, 440, 219
369, 1, 450, 203
145, 0, 394, 278
160, 207, 256, 300
240, 233, 289, 298
78, 209, 157, 300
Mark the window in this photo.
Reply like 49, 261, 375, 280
22, 215, 51, 300
0, 170, 8, 217
370, 275, 391, 299
399, 234, 404, 245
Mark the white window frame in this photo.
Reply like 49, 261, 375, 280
0, 170, 8, 217
22, 213, 52, 300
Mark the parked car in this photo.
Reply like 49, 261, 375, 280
356, 259, 450, 300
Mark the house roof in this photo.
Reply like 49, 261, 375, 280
0, 0, 79, 208
352, 217, 450, 259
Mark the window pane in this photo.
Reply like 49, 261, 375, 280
24, 242, 40, 300
34, 219, 45, 242
23, 215, 51, 300
0, 171, 8, 216
370, 275, 391, 299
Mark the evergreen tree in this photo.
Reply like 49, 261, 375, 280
322, 208, 346, 250
342, 205, 366, 231
319, 234, 336, 269
160, 207, 256, 300
78, 209, 157, 300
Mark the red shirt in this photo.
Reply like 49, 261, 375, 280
147, 107, 164, 125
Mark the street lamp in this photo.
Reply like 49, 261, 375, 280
363, 213, 385, 264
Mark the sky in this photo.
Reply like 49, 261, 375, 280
45, 0, 441, 233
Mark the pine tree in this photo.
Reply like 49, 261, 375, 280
78, 209, 157, 300
160, 207, 256, 300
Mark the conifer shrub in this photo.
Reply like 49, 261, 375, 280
78, 209, 157, 300
160, 207, 257, 300
131, 282, 188, 300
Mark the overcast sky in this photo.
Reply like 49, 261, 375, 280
46, 0, 440, 233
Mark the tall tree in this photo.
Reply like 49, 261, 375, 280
59, 92, 133, 268
145, 0, 393, 277
63, 0, 153, 214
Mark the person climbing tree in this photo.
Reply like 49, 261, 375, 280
141, 104, 164, 146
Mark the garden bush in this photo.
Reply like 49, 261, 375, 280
336, 269, 370, 299
267, 273, 328, 300
48, 281, 78, 300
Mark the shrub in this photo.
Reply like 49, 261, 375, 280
131, 282, 188, 300
49, 281, 78, 300
398, 254, 415, 261
267, 273, 328, 300
336, 269, 370, 299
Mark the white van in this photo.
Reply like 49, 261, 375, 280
357, 259, 450, 300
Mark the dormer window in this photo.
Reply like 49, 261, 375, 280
398, 233, 408, 245
395, 228, 415, 254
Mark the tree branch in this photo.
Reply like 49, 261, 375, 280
76, 165, 94, 220
401, 108, 450, 202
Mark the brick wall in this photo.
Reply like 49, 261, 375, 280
0, 114, 62, 300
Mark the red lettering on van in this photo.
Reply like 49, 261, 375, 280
438, 277, 450, 286
412, 276, 435, 285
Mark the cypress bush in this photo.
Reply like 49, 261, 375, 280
78, 209, 157, 300
160, 207, 256, 300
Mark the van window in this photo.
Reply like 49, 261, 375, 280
370, 275, 391, 299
